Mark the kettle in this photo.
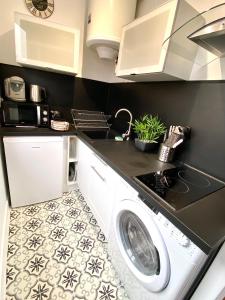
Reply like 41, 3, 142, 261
30, 84, 46, 103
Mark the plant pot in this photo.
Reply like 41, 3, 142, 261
134, 138, 158, 152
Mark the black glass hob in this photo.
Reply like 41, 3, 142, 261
134, 166, 225, 210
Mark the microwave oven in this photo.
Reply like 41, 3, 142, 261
1, 101, 50, 127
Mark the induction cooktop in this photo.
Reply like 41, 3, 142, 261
134, 165, 225, 210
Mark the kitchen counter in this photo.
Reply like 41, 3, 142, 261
78, 133, 225, 255
0, 126, 76, 136
1, 126, 225, 254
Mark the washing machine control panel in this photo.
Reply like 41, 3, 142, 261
154, 212, 204, 260
179, 235, 190, 247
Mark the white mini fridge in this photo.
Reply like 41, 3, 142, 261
4, 136, 64, 208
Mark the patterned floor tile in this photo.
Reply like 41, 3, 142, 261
6, 187, 129, 300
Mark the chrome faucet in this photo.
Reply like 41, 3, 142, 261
115, 108, 133, 140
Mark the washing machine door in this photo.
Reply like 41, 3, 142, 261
114, 198, 170, 292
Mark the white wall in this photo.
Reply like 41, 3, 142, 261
81, 19, 128, 83
81, 46, 127, 83
186, 0, 225, 13
0, 143, 9, 300
81, 0, 130, 83
136, 0, 169, 17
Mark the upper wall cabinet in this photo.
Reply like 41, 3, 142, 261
14, 12, 80, 75
116, 0, 202, 81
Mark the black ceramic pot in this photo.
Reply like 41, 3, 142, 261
134, 138, 158, 152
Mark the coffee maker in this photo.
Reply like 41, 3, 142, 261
4, 76, 26, 101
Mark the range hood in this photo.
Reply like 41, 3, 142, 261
189, 18, 225, 57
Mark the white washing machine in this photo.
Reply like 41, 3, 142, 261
108, 180, 208, 300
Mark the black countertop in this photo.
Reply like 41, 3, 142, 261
78, 134, 225, 255
1, 126, 225, 254
0, 126, 76, 136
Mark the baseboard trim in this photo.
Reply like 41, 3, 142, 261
0, 202, 9, 300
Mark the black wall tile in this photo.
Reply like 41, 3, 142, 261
0, 63, 74, 107
0, 64, 109, 122
107, 81, 225, 180
73, 78, 109, 112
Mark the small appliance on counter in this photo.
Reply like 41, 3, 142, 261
1, 100, 50, 127
4, 76, 26, 102
30, 84, 47, 103
158, 125, 191, 162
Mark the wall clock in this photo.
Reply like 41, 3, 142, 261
25, 0, 54, 19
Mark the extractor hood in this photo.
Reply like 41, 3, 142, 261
189, 18, 225, 57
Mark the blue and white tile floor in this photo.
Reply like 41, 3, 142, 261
6, 187, 129, 300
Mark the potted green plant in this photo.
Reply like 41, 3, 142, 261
132, 114, 166, 152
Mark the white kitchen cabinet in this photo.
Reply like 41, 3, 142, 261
76, 137, 119, 238
116, 0, 200, 81
88, 156, 108, 232
4, 136, 64, 208
14, 12, 80, 75
88, 152, 118, 237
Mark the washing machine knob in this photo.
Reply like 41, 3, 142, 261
179, 236, 190, 247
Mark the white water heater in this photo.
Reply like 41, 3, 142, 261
86, 0, 137, 60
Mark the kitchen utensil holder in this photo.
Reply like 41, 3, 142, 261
158, 143, 175, 163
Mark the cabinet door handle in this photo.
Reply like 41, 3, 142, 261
91, 166, 105, 182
